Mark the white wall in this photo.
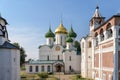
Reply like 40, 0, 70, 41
0, 49, 20, 80
63, 50, 80, 73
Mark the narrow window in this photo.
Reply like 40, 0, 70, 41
41, 66, 44, 71
35, 66, 39, 72
69, 66, 72, 71
47, 66, 50, 72
119, 29, 120, 35
58, 55, 60, 60
49, 39, 51, 44
61, 36, 62, 45
69, 56, 71, 61
29, 66, 32, 72
47, 56, 49, 61
88, 41, 92, 48
14, 58, 16, 62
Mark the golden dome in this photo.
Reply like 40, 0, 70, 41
55, 23, 67, 34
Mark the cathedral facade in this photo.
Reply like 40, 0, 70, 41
0, 15, 20, 80
26, 22, 81, 74
81, 6, 120, 80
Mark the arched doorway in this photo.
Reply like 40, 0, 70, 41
55, 63, 64, 72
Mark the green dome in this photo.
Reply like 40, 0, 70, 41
68, 26, 77, 38
45, 27, 55, 38
66, 37, 73, 43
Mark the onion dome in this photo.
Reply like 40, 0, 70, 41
45, 27, 55, 38
66, 37, 73, 43
68, 26, 77, 38
55, 22, 67, 34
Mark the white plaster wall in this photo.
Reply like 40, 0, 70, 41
39, 45, 63, 61
63, 51, 80, 73
55, 34, 67, 46
26, 64, 52, 73
0, 49, 20, 80
46, 37, 54, 46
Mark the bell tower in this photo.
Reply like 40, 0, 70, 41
90, 6, 105, 35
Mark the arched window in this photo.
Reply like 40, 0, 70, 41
106, 23, 112, 38
35, 66, 39, 72
88, 41, 92, 48
58, 55, 60, 60
49, 39, 51, 44
47, 56, 49, 61
100, 29, 104, 41
69, 66, 72, 71
119, 29, 120, 35
47, 66, 50, 72
29, 66, 32, 72
95, 32, 98, 46
41, 66, 44, 71
61, 36, 62, 45
69, 56, 71, 61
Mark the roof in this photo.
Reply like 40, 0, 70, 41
0, 41, 19, 49
65, 37, 73, 43
45, 27, 55, 38
55, 22, 67, 34
93, 5, 102, 18
0, 16, 8, 25
28, 60, 63, 64
68, 26, 77, 38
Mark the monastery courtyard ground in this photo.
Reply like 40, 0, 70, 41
21, 70, 93, 80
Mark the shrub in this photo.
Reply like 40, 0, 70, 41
37, 72, 48, 78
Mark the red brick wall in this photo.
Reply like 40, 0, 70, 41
102, 52, 114, 68
94, 54, 99, 67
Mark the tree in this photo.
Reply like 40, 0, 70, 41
74, 40, 81, 52
13, 42, 27, 66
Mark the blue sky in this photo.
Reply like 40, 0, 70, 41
0, 0, 120, 60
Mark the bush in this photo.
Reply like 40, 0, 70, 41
37, 72, 48, 78
76, 74, 82, 78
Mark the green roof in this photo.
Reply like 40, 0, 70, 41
66, 37, 73, 43
28, 60, 63, 64
45, 27, 55, 38
68, 27, 77, 38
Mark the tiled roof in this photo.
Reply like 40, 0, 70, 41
0, 41, 19, 49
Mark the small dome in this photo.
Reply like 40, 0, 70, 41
45, 27, 55, 38
66, 37, 73, 43
55, 22, 67, 34
68, 27, 77, 38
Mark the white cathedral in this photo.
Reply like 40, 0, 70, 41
0, 15, 20, 80
26, 22, 81, 74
